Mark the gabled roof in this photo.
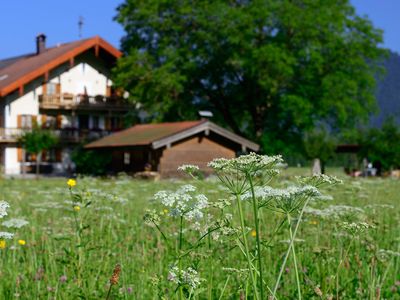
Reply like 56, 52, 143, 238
0, 36, 122, 97
85, 120, 260, 151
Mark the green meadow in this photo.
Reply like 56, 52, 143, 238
0, 166, 399, 299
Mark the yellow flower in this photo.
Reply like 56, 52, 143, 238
73, 205, 81, 212
0, 240, 6, 249
18, 240, 26, 246
67, 179, 76, 188
163, 209, 169, 214
251, 230, 257, 237
310, 220, 318, 225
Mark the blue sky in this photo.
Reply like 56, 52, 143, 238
0, 0, 399, 59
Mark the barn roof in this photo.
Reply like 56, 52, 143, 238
85, 120, 260, 151
0, 36, 121, 97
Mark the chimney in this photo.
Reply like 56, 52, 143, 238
36, 34, 46, 55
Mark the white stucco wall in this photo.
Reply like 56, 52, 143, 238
4, 147, 20, 175
59, 62, 110, 96
4, 86, 42, 128
3, 54, 113, 175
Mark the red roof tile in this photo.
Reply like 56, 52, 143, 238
0, 36, 121, 97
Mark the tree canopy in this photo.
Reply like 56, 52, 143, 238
18, 127, 58, 176
113, 0, 386, 156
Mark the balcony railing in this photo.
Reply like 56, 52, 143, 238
0, 128, 24, 142
39, 94, 131, 110
0, 128, 115, 143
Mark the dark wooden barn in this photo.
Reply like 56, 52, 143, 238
85, 120, 259, 177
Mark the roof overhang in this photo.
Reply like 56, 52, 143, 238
0, 36, 122, 97
152, 121, 260, 152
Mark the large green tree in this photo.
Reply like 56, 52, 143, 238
113, 0, 386, 155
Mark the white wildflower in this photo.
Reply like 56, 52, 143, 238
181, 267, 202, 289
0, 201, 10, 218
167, 266, 203, 289
178, 184, 197, 193
208, 153, 283, 175
0, 232, 14, 239
2, 218, 29, 229
178, 164, 199, 173
341, 222, 375, 235
297, 174, 342, 187
305, 205, 365, 219
378, 249, 400, 258
153, 186, 208, 221
167, 266, 180, 284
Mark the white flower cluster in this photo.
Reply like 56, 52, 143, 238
378, 249, 400, 259
177, 164, 200, 173
168, 266, 202, 289
341, 221, 375, 235
154, 185, 208, 221
305, 205, 365, 219
0, 231, 14, 239
0, 201, 10, 218
297, 174, 343, 187
2, 218, 29, 229
243, 185, 320, 201
208, 153, 283, 174
242, 185, 320, 212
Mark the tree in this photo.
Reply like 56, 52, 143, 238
358, 118, 400, 173
18, 127, 58, 177
303, 128, 336, 174
71, 145, 112, 176
113, 0, 386, 156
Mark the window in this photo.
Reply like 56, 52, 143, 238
47, 83, 57, 95
18, 115, 36, 128
110, 117, 120, 130
78, 115, 89, 129
92, 116, 99, 129
41, 115, 56, 129
124, 152, 130, 165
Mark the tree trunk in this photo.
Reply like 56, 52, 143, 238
36, 151, 41, 179
312, 158, 321, 175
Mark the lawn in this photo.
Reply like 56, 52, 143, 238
0, 166, 399, 299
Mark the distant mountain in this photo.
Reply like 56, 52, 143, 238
371, 51, 400, 127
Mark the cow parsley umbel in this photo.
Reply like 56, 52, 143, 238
0, 201, 10, 219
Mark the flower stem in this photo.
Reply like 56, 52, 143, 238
272, 198, 309, 299
178, 216, 184, 300
236, 194, 259, 300
247, 173, 265, 300
287, 213, 302, 300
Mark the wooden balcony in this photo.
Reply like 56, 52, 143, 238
39, 94, 132, 111
0, 128, 24, 143
0, 128, 115, 144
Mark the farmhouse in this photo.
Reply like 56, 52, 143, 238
0, 34, 130, 175
85, 120, 259, 177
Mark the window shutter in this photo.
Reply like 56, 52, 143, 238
56, 83, 61, 94
41, 115, 47, 128
32, 115, 37, 128
17, 115, 22, 128
56, 115, 62, 129
106, 86, 112, 97
42, 150, 47, 162
55, 149, 62, 162
17, 148, 22, 162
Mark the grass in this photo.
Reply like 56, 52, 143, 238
0, 167, 399, 299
